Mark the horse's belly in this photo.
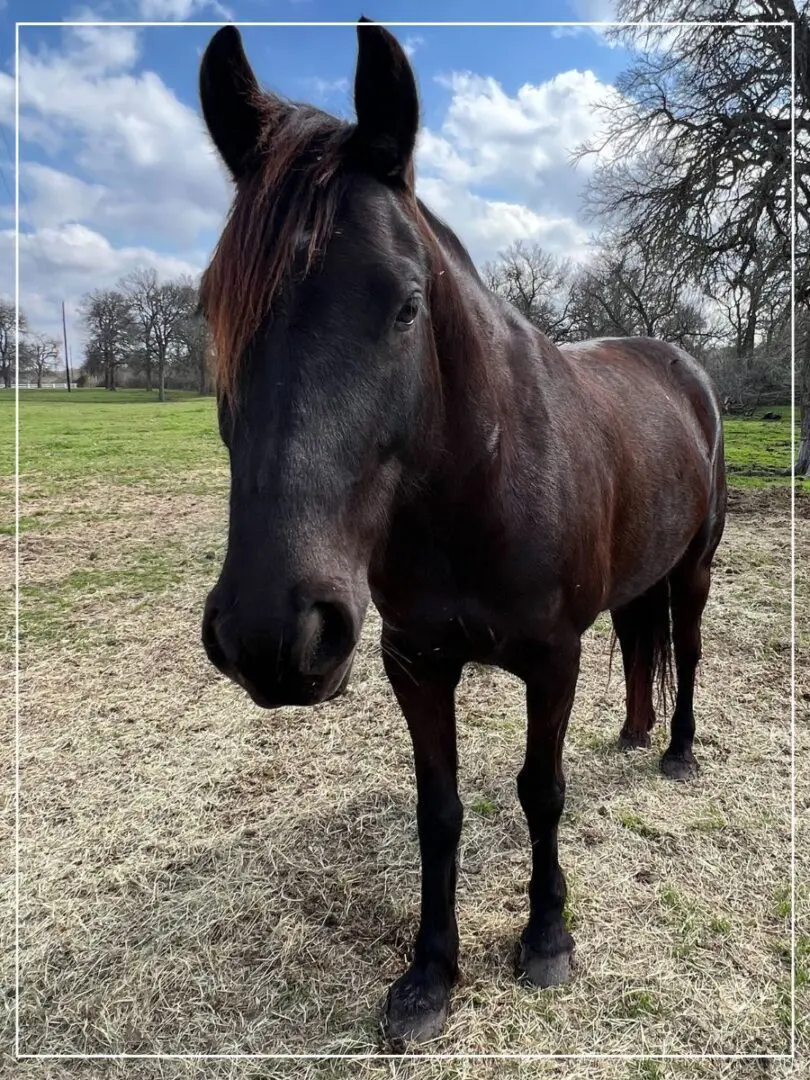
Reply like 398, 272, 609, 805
602, 486, 710, 610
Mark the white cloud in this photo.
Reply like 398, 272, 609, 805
403, 35, 424, 59
0, 71, 14, 129
1, 223, 205, 342
416, 176, 591, 268
10, 25, 230, 345
64, 24, 142, 73
17, 28, 231, 237
428, 70, 617, 190
302, 76, 350, 105
416, 68, 617, 263
551, 1, 623, 46
568, 0, 619, 20
137, 0, 234, 18
22, 163, 107, 228
7, 22, 620, 351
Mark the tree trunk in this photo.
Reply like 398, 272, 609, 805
795, 317, 810, 476
36, 370, 42, 388
796, 406, 810, 477
158, 348, 166, 403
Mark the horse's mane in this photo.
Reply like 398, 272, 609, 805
200, 97, 353, 403
200, 91, 484, 409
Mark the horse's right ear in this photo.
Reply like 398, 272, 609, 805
352, 17, 419, 183
199, 26, 264, 181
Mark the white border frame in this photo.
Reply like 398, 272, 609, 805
12, 14, 799, 1062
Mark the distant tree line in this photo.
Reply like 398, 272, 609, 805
0, 300, 63, 389
79, 269, 210, 401
574, 1, 806, 472
484, 235, 791, 410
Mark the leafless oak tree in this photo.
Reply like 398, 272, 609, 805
483, 242, 575, 342
80, 289, 136, 391
0, 299, 29, 389
123, 269, 194, 402
20, 332, 60, 388
579, 1, 808, 470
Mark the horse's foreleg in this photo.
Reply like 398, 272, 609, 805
381, 632, 463, 1048
514, 636, 580, 988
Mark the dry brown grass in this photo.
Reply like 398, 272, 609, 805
2, 479, 807, 1080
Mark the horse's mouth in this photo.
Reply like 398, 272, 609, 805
230, 651, 356, 710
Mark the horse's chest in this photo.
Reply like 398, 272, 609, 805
373, 576, 508, 662
368, 513, 558, 660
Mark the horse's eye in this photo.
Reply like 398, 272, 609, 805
395, 296, 420, 328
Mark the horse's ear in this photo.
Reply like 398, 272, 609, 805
200, 25, 266, 180
352, 17, 419, 183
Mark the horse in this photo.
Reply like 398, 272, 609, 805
198, 18, 727, 1047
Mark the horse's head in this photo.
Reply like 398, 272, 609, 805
199, 20, 439, 708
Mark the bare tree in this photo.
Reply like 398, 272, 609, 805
579, 2, 808, 470
175, 304, 212, 395
122, 268, 158, 392
122, 269, 191, 402
20, 333, 61, 388
705, 239, 790, 380
0, 299, 29, 388
80, 289, 136, 391
567, 239, 714, 351
483, 242, 574, 342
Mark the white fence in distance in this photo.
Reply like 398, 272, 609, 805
8, 383, 71, 390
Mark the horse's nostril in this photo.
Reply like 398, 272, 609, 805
297, 600, 355, 677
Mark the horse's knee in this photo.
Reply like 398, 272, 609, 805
417, 792, 463, 851
517, 770, 565, 823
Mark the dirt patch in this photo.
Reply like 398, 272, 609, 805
727, 484, 809, 519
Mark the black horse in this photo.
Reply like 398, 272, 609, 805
198, 18, 726, 1046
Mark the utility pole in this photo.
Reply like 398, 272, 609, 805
61, 301, 71, 392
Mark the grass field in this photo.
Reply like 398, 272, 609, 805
1, 389, 808, 1080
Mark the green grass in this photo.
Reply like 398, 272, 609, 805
722, 406, 799, 488
616, 988, 661, 1019
0, 389, 225, 489
4, 387, 801, 1061
617, 810, 662, 839
0, 391, 801, 497
17, 536, 215, 646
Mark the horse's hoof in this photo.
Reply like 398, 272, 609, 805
516, 941, 574, 988
382, 968, 451, 1050
660, 749, 699, 780
617, 729, 651, 751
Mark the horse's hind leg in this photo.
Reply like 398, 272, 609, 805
611, 578, 669, 750
660, 556, 713, 780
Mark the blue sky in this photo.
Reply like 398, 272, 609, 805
0, 0, 630, 345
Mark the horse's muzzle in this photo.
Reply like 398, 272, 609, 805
201, 586, 361, 708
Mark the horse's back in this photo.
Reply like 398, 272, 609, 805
556, 336, 723, 476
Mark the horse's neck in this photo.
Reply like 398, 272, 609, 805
427, 240, 551, 481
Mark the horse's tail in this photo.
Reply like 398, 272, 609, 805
649, 577, 675, 712
608, 575, 675, 715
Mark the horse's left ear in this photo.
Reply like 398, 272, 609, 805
352, 17, 419, 183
